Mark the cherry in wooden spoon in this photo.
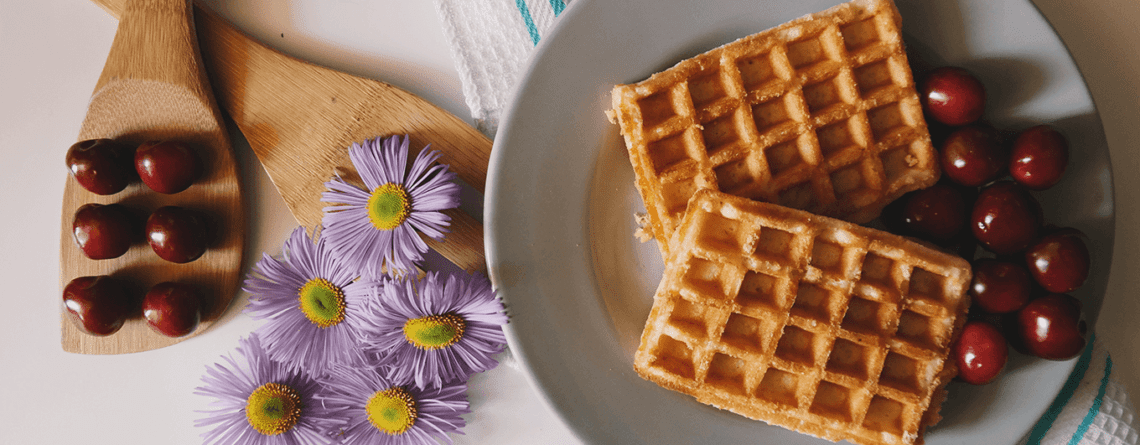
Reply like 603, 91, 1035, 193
60, 0, 243, 354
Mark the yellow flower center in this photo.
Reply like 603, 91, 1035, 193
365, 387, 417, 435
367, 183, 411, 231
403, 313, 466, 350
245, 382, 302, 436
298, 277, 346, 328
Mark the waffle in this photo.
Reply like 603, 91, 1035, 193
634, 190, 970, 445
609, 0, 938, 257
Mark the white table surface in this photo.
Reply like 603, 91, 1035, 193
1, 1, 1137, 444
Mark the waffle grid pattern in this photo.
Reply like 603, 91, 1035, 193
634, 190, 970, 445
610, 0, 939, 256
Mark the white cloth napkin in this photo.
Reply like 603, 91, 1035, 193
431, 0, 570, 136
1024, 336, 1138, 445
430, 1, 1138, 444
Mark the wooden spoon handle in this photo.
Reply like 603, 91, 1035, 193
89, 0, 492, 273
96, 0, 202, 95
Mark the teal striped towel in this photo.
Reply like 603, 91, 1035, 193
430, 1, 1137, 444
432, 0, 569, 135
1026, 337, 1137, 445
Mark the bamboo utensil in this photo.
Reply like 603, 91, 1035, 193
62, 0, 243, 354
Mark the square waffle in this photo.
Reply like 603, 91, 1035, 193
609, 0, 939, 257
634, 189, 970, 445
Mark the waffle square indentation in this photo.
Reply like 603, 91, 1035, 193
853, 59, 897, 98
755, 227, 795, 261
841, 297, 894, 336
715, 156, 762, 197
867, 102, 909, 141
775, 325, 822, 366
792, 282, 838, 323
757, 367, 800, 407
765, 137, 806, 177
650, 335, 696, 380
694, 210, 747, 254
826, 338, 876, 381
752, 95, 795, 134
639, 90, 678, 128
737, 270, 787, 311
701, 112, 743, 156
682, 256, 732, 303
722, 312, 770, 354
841, 18, 881, 52
689, 70, 728, 110
878, 351, 928, 395
863, 395, 905, 435
896, 309, 947, 351
647, 133, 694, 176
908, 267, 948, 304
879, 142, 923, 187
787, 36, 832, 70
816, 118, 860, 157
810, 380, 857, 422
737, 52, 779, 91
810, 238, 845, 275
829, 160, 873, 201
803, 75, 849, 114
707, 352, 749, 396
859, 252, 895, 290
667, 298, 715, 339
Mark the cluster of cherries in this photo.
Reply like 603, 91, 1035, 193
63, 138, 211, 338
881, 67, 1091, 385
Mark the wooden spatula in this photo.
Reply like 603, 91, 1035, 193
89, 0, 491, 274
62, 0, 243, 354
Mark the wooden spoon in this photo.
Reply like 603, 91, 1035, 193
62, 0, 244, 353
90, 0, 491, 273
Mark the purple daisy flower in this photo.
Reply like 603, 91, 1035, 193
361, 271, 508, 389
194, 334, 343, 444
243, 226, 384, 376
321, 135, 460, 278
318, 357, 468, 444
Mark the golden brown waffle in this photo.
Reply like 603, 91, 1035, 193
634, 190, 970, 445
609, 0, 938, 257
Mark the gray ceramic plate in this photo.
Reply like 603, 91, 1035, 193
486, 0, 1114, 443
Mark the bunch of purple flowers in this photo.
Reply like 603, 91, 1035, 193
195, 135, 508, 444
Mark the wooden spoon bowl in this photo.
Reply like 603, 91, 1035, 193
61, 0, 243, 354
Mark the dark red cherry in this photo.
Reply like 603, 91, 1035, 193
970, 259, 1032, 313
920, 66, 986, 126
1025, 228, 1091, 293
971, 182, 1041, 255
952, 320, 1008, 385
146, 206, 211, 263
72, 203, 138, 260
65, 138, 136, 195
135, 140, 202, 194
143, 282, 203, 337
62, 275, 135, 336
940, 126, 1007, 187
901, 183, 967, 242
1010, 125, 1068, 191
1017, 294, 1087, 360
